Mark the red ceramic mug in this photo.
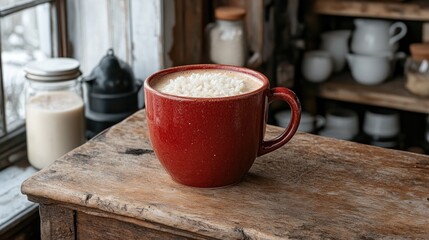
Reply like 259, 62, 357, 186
144, 64, 300, 188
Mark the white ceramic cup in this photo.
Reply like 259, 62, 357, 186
321, 30, 351, 72
301, 50, 333, 83
363, 110, 400, 138
325, 109, 359, 135
274, 110, 325, 133
321, 108, 359, 140
347, 53, 392, 85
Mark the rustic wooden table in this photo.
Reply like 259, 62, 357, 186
22, 109, 429, 239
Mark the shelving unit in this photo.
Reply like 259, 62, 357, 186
313, 0, 429, 21
302, 0, 429, 152
309, 0, 429, 115
318, 74, 429, 114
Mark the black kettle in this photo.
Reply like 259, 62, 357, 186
84, 49, 142, 138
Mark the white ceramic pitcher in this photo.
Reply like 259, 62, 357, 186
351, 19, 407, 55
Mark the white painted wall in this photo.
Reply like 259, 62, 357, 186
67, 0, 169, 81
130, 0, 164, 80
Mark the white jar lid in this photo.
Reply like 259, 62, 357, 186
25, 58, 81, 81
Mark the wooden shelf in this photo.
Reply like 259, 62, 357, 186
313, 0, 429, 21
317, 73, 429, 113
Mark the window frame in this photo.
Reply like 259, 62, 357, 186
0, 0, 68, 170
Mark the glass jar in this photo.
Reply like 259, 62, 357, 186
24, 58, 86, 169
207, 7, 247, 66
404, 58, 429, 96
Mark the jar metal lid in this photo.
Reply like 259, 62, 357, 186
24, 58, 81, 81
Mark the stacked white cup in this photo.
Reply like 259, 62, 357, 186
319, 108, 359, 141
347, 19, 407, 85
302, 30, 351, 83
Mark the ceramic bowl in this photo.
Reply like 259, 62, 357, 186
347, 53, 392, 85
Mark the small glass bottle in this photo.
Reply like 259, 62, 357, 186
207, 7, 247, 66
404, 57, 429, 97
24, 58, 86, 169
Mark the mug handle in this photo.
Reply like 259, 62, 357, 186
258, 87, 301, 156
389, 22, 407, 46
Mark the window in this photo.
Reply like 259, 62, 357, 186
0, 0, 67, 170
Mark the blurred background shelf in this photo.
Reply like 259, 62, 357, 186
318, 73, 429, 114
313, 0, 429, 21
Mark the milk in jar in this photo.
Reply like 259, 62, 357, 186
25, 58, 85, 169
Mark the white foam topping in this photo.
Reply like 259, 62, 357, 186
159, 72, 247, 98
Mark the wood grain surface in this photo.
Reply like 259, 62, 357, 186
318, 73, 429, 114
40, 205, 75, 240
22, 109, 429, 239
313, 0, 429, 21
168, 0, 203, 66
76, 211, 193, 240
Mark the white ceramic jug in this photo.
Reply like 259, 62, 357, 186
351, 19, 407, 55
